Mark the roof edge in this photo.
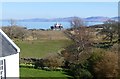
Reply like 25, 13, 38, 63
0, 29, 20, 53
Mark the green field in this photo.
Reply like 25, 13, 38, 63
16, 39, 71, 58
15, 31, 72, 58
17, 31, 72, 78
20, 67, 71, 78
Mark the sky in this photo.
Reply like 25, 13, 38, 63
1, 2, 118, 19
1, 0, 119, 2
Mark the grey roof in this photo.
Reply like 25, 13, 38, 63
0, 31, 19, 57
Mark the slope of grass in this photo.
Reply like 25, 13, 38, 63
16, 39, 71, 58
34, 30, 69, 40
20, 67, 70, 78
14, 31, 72, 58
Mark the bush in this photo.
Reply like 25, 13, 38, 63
43, 53, 65, 69
34, 59, 44, 69
110, 43, 118, 53
67, 48, 119, 79
88, 49, 118, 79
2, 26, 28, 40
76, 69, 93, 79
94, 52, 118, 78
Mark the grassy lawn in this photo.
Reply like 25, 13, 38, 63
16, 39, 71, 58
20, 67, 70, 78
14, 31, 72, 58
16, 31, 72, 78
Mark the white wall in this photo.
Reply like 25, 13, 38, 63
0, 53, 19, 77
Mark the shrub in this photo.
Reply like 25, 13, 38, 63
88, 49, 118, 79
94, 52, 118, 78
76, 69, 93, 79
110, 43, 118, 53
43, 53, 65, 69
2, 26, 28, 40
34, 59, 44, 69
70, 64, 93, 79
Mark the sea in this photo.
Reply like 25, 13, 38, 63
0, 21, 103, 29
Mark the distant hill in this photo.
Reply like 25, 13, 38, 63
2, 16, 119, 22
110, 17, 120, 21
84, 16, 110, 22
18, 17, 75, 22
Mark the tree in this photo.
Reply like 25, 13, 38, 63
9, 19, 16, 26
64, 17, 94, 62
2, 26, 27, 40
100, 20, 118, 42
70, 17, 84, 29
62, 17, 95, 78
63, 18, 119, 78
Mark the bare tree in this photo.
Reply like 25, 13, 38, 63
63, 18, 95, 64
62, 18, 96, 78
99, 20, 118, 42
70, 17, 84, 29
2, 26, 27, 40
9, 19, 16, 26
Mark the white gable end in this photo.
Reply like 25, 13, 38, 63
0, 29, 20, 78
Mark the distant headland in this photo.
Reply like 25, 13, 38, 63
1, 16, 119, 22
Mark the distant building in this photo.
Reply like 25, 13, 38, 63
0, 29, 20, 78
50, 23, 63, 30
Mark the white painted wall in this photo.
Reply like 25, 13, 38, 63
5, 53, 19, 77
0, 29, 20, 78
0, 53, 19, 77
